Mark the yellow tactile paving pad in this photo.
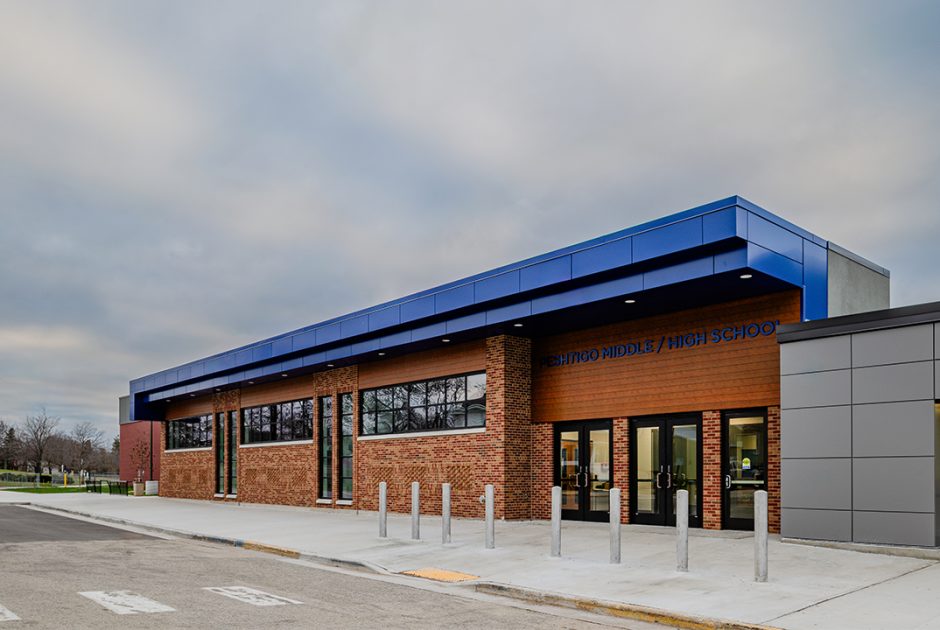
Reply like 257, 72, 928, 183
400, 568, 479, 582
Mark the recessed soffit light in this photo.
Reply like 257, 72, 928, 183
378, 352, 386, 356
740, 273, 753, 279
281, 373, 289, 377
327, 363, 334, 368
513, 323, 523, 328
624, 299, 636, 304
441, 338, 451, 343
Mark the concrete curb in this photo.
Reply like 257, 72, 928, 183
21, 502, 386, 575
473, 583, 780, 630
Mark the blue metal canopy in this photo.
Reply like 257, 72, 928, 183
129, 196, 884, 420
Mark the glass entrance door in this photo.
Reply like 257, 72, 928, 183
555, 420, 612, 522
631, 416, 701, 527
722, 411, 767, 530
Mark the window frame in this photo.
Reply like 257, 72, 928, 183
240, 398, 314, 446
339, 393, 354, 500
166, 414, 214, 451
318, 396, 333, 500
359, 371, 486, 437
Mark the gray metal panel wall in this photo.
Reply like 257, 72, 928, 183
827, 249, 890, 317
780, 323, 938, 547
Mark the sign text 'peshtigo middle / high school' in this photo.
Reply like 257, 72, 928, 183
538, 320, 781, 368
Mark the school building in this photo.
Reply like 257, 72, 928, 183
123, 196, 891, 534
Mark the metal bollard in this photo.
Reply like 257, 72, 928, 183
551, 486, 562, 557
755, 490, 768, 582
378, 481, 388, 538
442, 483, 452, 544
676, 489, 689, 572
610, 487, 621, 564
411, 481, 420, 540
484, 484, 495, 549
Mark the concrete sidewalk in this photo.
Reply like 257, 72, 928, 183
3, 491, 939, 629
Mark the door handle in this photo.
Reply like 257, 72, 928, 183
655, 465, 663, 489
665, 465, 672, 489
581, 470, 590, 489
573, 468, 582, 489
724, 475, 732, 490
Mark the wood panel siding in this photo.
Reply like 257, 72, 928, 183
357, 339, 486, 389
240, 376, 316, 409
532, 291, 801, 421
165, 396, 214, 420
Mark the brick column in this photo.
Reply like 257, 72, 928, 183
767, 405, 780, 533
485, 335, 532, 520
702, 410, 722, 529
613, 417, 630, 524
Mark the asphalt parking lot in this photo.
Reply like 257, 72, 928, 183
0, 505, 654, 629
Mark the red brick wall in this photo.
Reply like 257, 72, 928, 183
238, 442, 315, 506
359, 435, 488, 517
613, 417, 630, 524
702, 410, 722, 530
119, 420, 160, 482
159, 422, 215, 500
357, 335, 531, 520
489, 335, 533, 519
768, 406, 781, 533
530, 422, 553, 520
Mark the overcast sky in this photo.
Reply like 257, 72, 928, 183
1, 1, 938, 441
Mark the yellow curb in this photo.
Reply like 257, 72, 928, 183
242, 541, 301, 559
475, 583, 779, 630
401, 568, 480, 583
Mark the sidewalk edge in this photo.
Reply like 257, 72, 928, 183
25, 503, 387, 575
473, 582, 780, 630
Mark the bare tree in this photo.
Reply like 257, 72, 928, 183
22, 408, 61, 475
130, 437, 150, 483
72, 421, 104, 472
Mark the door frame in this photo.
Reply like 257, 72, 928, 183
629, 414, 703, 527
552, 419, 613, 522
721, 408, 768, 531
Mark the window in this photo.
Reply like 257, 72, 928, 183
215, 413, 224, 493
318, 396, 333, 499
240, 399, 313, 445
340, 393, 354, 499
227, 410, 237, 495
360, 372, 486, 436
166, 414, 213, 450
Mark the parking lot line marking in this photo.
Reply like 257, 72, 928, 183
203, 586, 302, 607
78, 591, 175, 615
0, 602, 20, 622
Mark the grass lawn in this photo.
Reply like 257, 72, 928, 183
2, 486, 90, 494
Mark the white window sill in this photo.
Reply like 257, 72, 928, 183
165, 446, 212, 453
315, 498, 333, 505
357, 427, 485, 441
214, 493, 224, 498
225, 494, 237, 499
336, 500, 353, 506
239, 439, 314, 449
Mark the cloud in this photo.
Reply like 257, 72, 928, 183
0, 1, 938, 440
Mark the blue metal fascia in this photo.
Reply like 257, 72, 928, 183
131, 197, 751, 393
131, 196, 870, 413
803, 241, 829, 321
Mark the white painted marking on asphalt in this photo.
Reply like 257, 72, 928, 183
78, 591, 175, 615
0, 602, 20, 622
203, 586, 302, 607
